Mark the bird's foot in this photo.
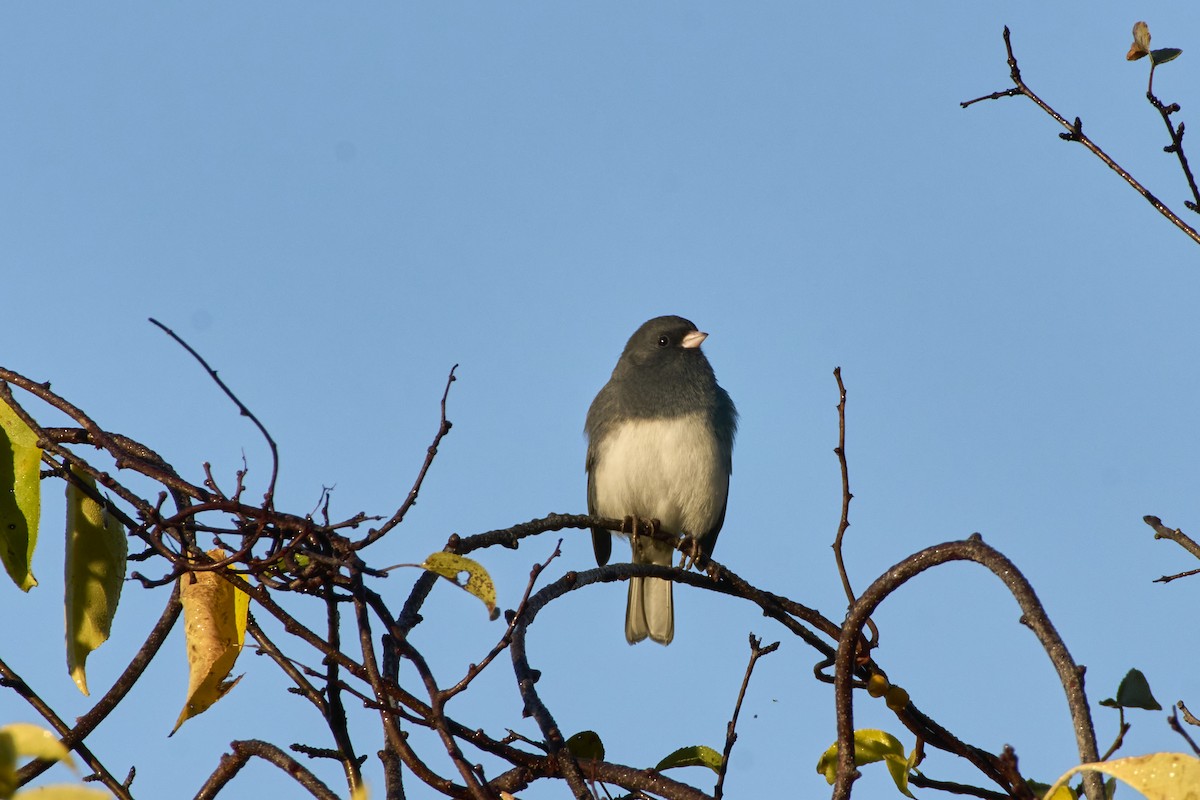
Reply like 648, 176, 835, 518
621, 515, 642, 539
678, 534, 705, 571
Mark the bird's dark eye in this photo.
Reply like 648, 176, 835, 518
657, 335, 670, 348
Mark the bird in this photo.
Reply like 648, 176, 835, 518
585, 315, 737, 645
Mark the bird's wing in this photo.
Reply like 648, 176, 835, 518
700, 471, 730, 559
586, 447, 612, 566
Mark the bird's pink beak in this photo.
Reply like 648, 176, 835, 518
680, 331, 708, 349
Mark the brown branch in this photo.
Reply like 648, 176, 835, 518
245, 615, 328, 715
1169, 706, 1200, 755
1145, 88, 1200, 212
354, 581, 472, 798
394, 635, 493, 799
322, 583, 364, 794
193, 739, 340, 800
11, 587, 182, 792
830, 367, 877, 647
1143, 515, 1200, 567
357, 365, 458, 550
714, 635, 779, 800
963, 26, 1200, 245
149, 318, 281, 507
908, 773, 1010, 800
831, 536, 1103, 800
441, 542, 562, 701
1098, 707, 1130, 762
0, 657, 133, 800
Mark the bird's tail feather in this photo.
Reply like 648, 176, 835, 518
626, 538, 674, 645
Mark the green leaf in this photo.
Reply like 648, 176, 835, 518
565, 730, 605, 761
1100, 668, 1161, 711
65, 469, 127, 696
1150, 47, 1182, 66
655, 745, 722, 773
422, 552, 497, 619
0, 401, 41, 592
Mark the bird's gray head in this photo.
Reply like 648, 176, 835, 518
600, 315, 721, 420
615, 315, 709, 372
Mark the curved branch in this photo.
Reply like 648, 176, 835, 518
193, 739, 340, 800
149, 318, 281, 507
831, 536, 1102, 800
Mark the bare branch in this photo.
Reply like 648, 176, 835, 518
963, 26, 1200, 245
194, 739, 341, 800
714, 634, 779, 800
831, 536, 1102, 800
358, 365, 458, 550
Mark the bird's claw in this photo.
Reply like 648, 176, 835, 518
678, 534, 705, 571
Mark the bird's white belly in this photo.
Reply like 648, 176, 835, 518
592, 412, 726, 538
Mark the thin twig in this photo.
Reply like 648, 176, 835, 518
1169, 706, 1200, 755
149, 317, 281, 506
830, 368, 877, 646
0, 658, 134, 800
1145, 88, 1200, 212
714, 634, 779, 800
1144, 515, 1200, 561
963, 26, 1200, 245
1098, 707, 1130, 761
322, 582, 364, 793
193, 739, 340, 800
11, 588, 182, 791
356, 365, 457, 550
441, 542, 562, 701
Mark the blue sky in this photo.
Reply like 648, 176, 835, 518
4, 3, 1200, 798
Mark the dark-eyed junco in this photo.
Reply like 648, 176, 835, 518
585, 316, 737, 645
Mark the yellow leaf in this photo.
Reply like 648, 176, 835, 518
171, 550, 251, 734
422, 552, 496, 618
0, 724, 115, 800
65, 470, 127, 695
0, 723, 73, 769
14, 786, 113, 799
817, 729, 914, 797
1042, 785, 1076, 800
349, 783, 369, 800
1128, 21, 1151, 61
0, 401, 41, 591
1043, 752, 1200, 800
